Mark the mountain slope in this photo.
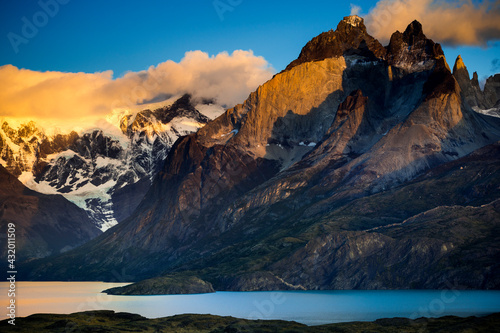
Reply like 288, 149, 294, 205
24, 16, 500, 289
0, 165, 100, 261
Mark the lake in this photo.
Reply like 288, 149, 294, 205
2, 282, 500, 325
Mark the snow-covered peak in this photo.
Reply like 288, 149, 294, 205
342, 15, 363, 27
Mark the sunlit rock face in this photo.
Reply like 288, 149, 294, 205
24, 17, 500, 290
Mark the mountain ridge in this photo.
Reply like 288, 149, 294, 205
0, 95, 223, 231
21, 16, 500, 291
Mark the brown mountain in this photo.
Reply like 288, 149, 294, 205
23, 16, 500, 291
0, 165, 100, 262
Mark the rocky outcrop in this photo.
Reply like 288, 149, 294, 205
453, 55, 486, 109
103, 275, 214, 295
453, 56, 500, 112
452, 55, 500, 111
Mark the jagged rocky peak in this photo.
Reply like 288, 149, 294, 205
284, 15, 386, 71
452, 55, 500, 110
155, 94, 210, 124
16, 120, 39, 138
285, 16, 450, 75
402, 20, 426, 44
335, 15, 368, 36
472, 71, 480, 87
453, 55, 467, 74
386, 19, 445, 70
453, 55, 472, 90
452, 54, 480, 107
341, 15, 364, 28
121, 94, 210, 137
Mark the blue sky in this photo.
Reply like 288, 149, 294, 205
1, 0, 498, 79
0, 0, 355, 75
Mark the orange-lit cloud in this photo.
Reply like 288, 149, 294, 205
357, 0, 500, 46
0, 50, 273, 131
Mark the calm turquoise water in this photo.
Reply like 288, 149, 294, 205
2, 282, 500, 325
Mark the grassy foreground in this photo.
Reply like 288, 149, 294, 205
1, 311, 499, 332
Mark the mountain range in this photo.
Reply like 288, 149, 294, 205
9, 16, 500, 290
1, 95, 223, 260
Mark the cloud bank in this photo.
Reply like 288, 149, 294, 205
357, 0, 500, 46
0, 50, 274, 131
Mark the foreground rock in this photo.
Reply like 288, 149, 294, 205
1, 311, 499, 332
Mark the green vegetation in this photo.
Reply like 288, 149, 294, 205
1, 311, 499, 332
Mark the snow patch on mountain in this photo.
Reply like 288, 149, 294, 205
196, 103, 226, 119
473, 106, 500, 118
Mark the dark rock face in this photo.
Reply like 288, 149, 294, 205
273, 201, 500, 290
484, 74, 500, 107
386, 20, 445, 68
23, 17, 500, 291
285, 15, 386, 71
0, 165, 100, 262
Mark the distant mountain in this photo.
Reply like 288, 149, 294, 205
0, 95, 223, 231
0, 165, 100, 262
24, 16, 500, 290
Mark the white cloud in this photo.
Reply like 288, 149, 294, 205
350, 4, 362, 16
0, 50, 274, 132
359, 0, 500, 46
